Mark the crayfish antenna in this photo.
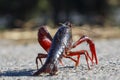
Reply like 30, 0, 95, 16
59, 22, 72, 27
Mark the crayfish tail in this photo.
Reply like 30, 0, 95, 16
33, 63, 58, 76
33, 69, 43, 76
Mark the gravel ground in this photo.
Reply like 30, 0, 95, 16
0, 39, 120, 80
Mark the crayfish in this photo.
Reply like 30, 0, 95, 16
33, 22, 98, 76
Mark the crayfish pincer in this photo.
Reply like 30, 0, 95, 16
33, 23, 72, 76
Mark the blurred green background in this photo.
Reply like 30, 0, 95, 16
0, 0, 120, 29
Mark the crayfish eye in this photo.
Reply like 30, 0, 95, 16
66, 22, 72, 27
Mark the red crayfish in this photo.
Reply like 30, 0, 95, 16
33, 22, 98, 76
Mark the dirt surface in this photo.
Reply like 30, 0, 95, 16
0, 25, 120, 42
0, 39, 120, 80
0, 26, 120, 80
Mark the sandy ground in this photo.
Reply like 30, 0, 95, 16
0, 39, 120, 80
0, 26, 120, 40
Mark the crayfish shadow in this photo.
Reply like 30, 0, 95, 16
59, 66, 74, 69
0, 69, 35, 76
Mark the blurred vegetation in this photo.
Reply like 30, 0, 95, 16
0, 0, 120, 29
